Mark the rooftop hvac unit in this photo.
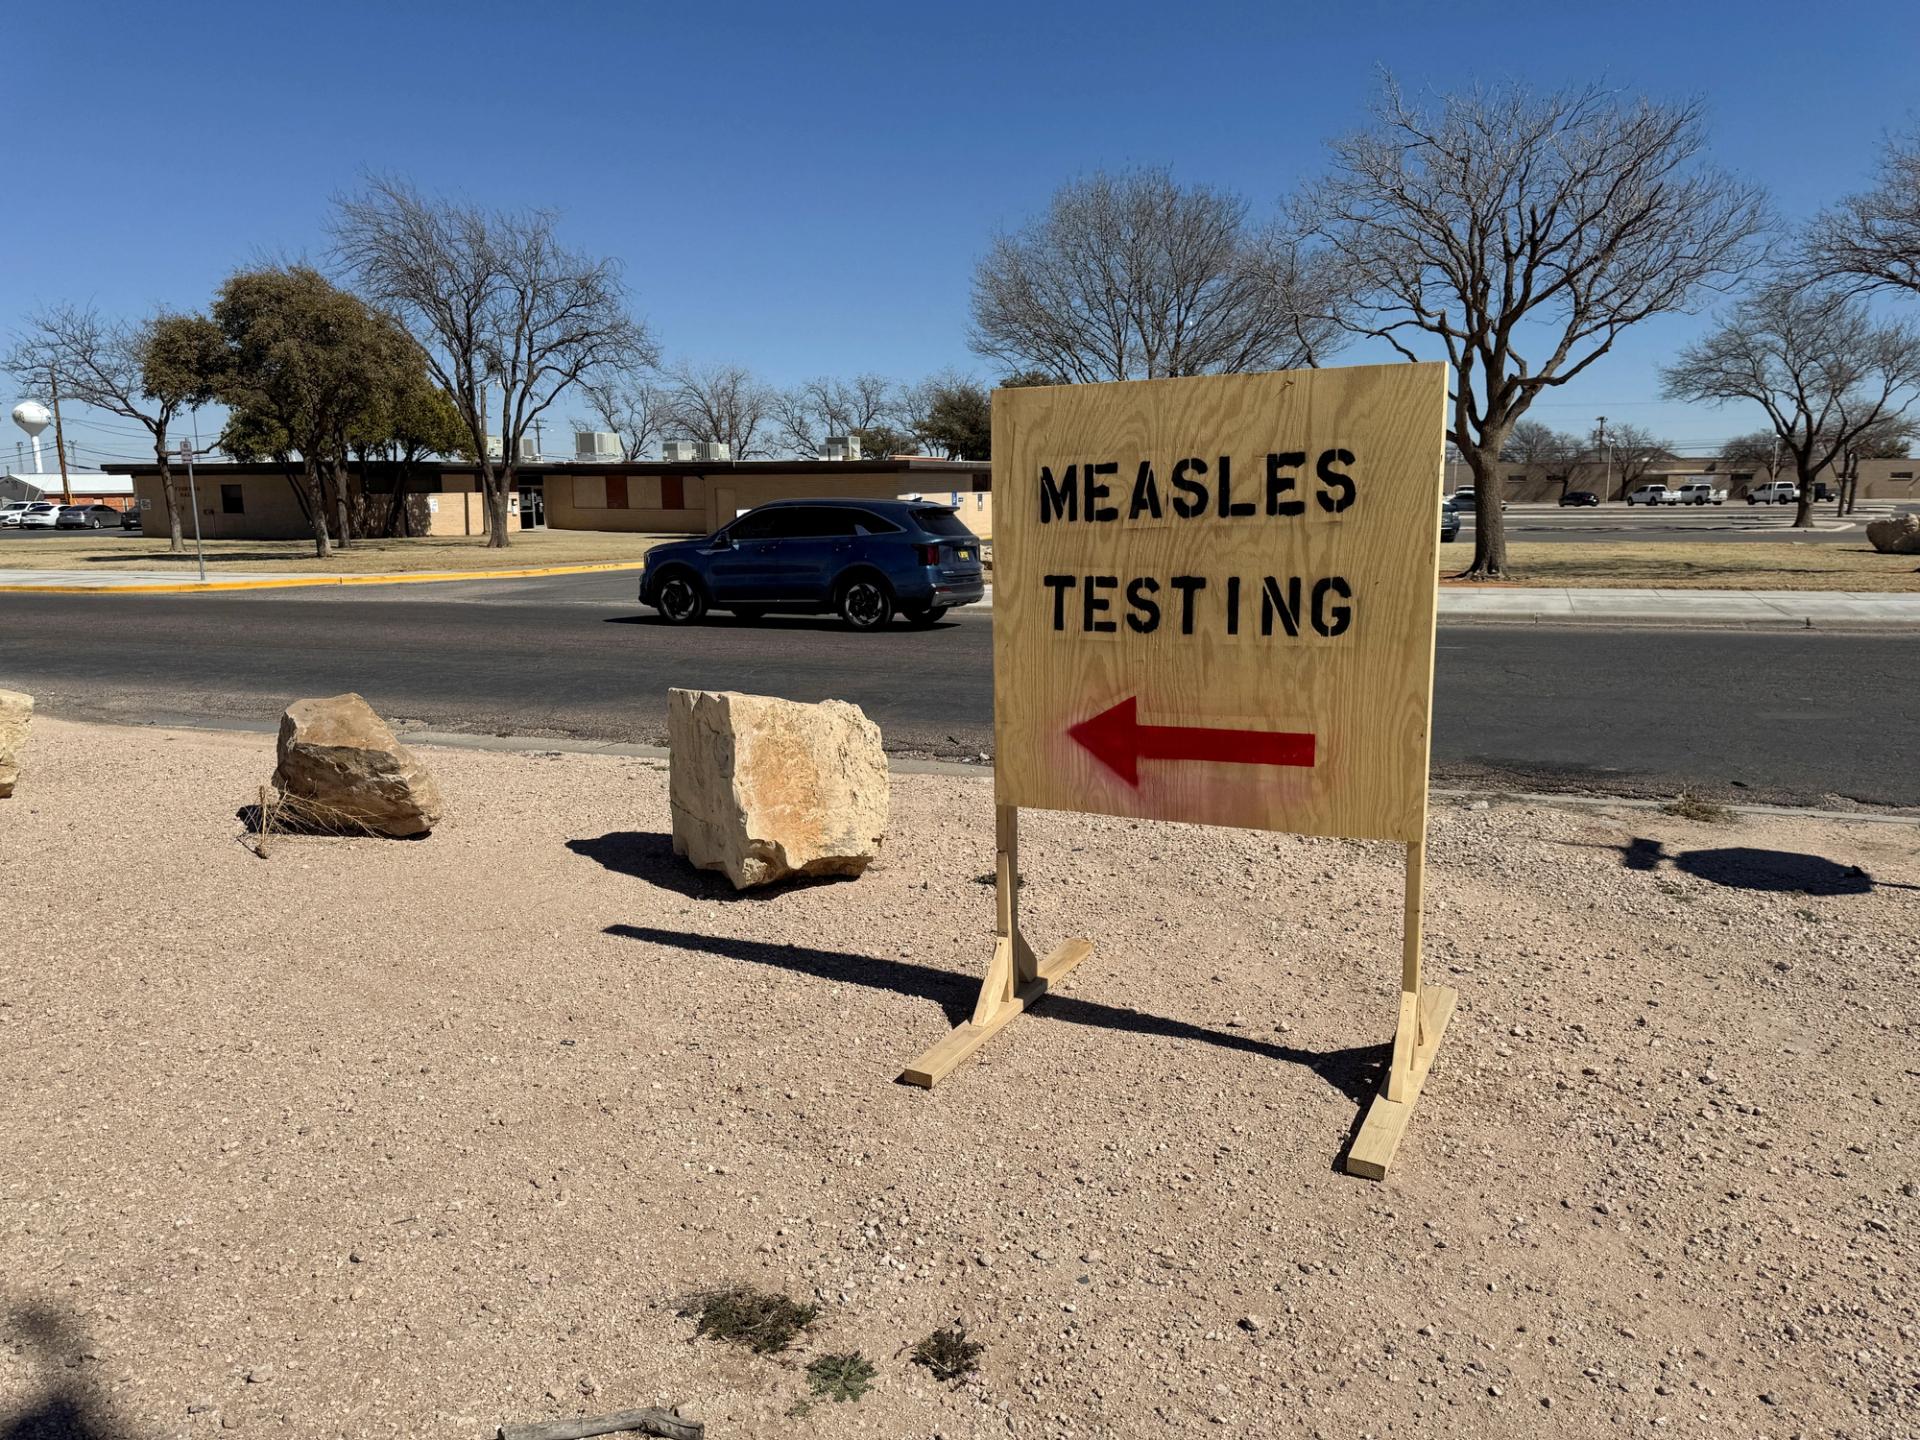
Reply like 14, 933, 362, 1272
661, 439, 700, 463
576, 431, 621, 460
517, 437, 539, 462
694, 441, 731, 462
823, 435, 862, 461
484, 434, 503, 461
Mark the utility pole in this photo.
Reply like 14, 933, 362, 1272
179, 436, 206, 584
531, 417, 545, 460
50, 368, 73, 505
1595, 416, 1612, 501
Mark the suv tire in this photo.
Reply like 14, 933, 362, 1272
902, 604, 948, 628
836, 574, 894, 630
654, 570, 707, 624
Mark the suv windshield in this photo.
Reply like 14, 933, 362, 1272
911, 507, 973, 538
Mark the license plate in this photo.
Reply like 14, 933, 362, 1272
956, 548, 972, 560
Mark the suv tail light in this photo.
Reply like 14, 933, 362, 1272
915, 543, 941, 566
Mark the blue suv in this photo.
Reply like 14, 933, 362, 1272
640, 497, 986, 630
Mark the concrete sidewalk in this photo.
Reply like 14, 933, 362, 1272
1434, 586, 1920, 629
0, 559, 649, 594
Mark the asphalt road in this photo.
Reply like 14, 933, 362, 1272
2, 572, 1914, 808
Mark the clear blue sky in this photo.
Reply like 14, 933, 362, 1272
6, 0, 1917, 467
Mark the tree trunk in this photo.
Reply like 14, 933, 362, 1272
154, 444, 185, 554
485, 457, 514, 548
1790, 463, 1818, 530
304, 458, 332, 559
1464, 444, 1510, 577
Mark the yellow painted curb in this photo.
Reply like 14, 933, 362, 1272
0, 559, 650, 596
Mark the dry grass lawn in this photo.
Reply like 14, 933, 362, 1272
1441, 541, 1920, 591
0, 528, 669, 573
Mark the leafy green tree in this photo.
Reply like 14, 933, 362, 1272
210, 265, 417, 557
907, 374, 991, 460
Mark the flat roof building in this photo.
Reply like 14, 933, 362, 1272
104, 457, 992, 541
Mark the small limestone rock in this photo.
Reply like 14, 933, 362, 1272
668, 688, 887, 890
1865, 513, 1920, 555
0, 688, 31, 799
272, 693, 444, 837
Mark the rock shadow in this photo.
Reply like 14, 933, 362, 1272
605, 922, 1387, 1107
567, 831, 861, 902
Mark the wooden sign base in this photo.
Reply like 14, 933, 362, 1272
900, 805, 1092, 1088
902, 815, 1455, 1182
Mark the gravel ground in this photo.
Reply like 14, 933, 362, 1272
2, 718, 1916, 1440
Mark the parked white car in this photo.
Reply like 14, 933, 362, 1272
0, 500, 36, 527
1746, 480, 1800, 504
1668, 481, 1726, 505
1624, 484, 1670, 506
14, 502, 61, 527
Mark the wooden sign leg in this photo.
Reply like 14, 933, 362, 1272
1347, 838, 1458, 1180
900, 804, 1093, 1088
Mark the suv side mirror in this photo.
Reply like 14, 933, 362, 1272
710, 531, 733, 550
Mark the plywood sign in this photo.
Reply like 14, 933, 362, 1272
991, 363, 1447, 843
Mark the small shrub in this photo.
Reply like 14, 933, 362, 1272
681, 1286, 819, 1354
806, 1352, 877, 1403
1662, 793, 1735, 824
912, 1324, 985, 1382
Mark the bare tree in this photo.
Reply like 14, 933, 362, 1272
576, 372, 669, 460
1804, 130, 1920, 299
1720, 430, 1784, 494
1663, 283, 1920, 527
5, 305, 219, 552
1600, 422, 1675, 499
1498, 419, 1582, 499
333, 178, 656, 546
1832, 412, 1918, 514
663, 364, 773, 458
772, 373, 900, 457
970, 167, 1346, 384
1297, 79, 1767, 575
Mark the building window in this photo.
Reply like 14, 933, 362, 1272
661, 474, 685, 510
1893, 471, 1914, 480
221, 484, 244, 514
606, 475, 629, 509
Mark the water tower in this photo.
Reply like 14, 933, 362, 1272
11, 400, 51, 472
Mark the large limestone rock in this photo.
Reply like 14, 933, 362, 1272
272, 693, 444, 837
0, 688, 31, 799
1866, 513, 1920, 555
668, 689, 888, 890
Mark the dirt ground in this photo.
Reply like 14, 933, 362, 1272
2, 718, 1916, 1440
0, 530, 665, 574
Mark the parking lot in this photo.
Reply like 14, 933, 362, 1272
1445, 498, 1899, 545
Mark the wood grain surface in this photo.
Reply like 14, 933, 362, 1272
991, 363, 1446, 843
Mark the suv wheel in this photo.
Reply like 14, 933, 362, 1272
837, 575, 893, 630
654, 571, 706, 624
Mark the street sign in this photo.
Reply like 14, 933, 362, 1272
903, 362, 1454, 1181
177, 437, 193, 463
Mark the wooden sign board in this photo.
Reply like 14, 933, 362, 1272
902, 362, 1455, 1182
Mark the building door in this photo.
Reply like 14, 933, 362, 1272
517, 481, 545, 529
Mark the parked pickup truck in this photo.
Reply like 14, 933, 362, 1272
1624, 483, 1670, 506
1746, 480, 1800, 504
1667, 481, 1726, 505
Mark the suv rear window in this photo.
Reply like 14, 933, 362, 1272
911, 507, 974, 538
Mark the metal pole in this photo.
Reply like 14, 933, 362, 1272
180, 438, 206, 583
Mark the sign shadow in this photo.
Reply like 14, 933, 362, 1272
604, 922, 1386, 1108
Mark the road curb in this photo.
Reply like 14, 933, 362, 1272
0, 559, 650, 595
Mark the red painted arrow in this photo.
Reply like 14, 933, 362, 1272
1067, 697, 1316, 788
